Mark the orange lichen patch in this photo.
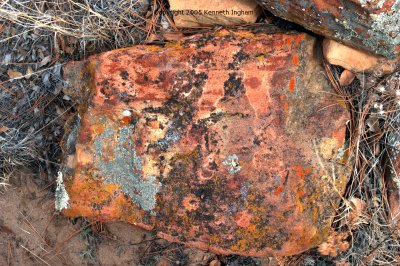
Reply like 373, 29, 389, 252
293, 165, 311, 180
163, 41, 184, 50
289, 76, 295, 92
295, 196, 304, 213
283, 102, 289, 111
293, 54, 299, 66
63, 177, 131, 219
62, 28, 350, 257
285, 34, 304, 47
274, 186, 284, 195
89, 123, 105, 136
234, 30, 258, 39
286, 35, 293, 46
295, 34, 304, 45
230, 239, 249, 252
120, 116, 131, 126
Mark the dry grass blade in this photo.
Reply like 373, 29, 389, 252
0, 0, 149, 47
20, 245, 52, 266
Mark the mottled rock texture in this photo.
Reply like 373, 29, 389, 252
62, 28, 350, 256
255, 0, 400, 59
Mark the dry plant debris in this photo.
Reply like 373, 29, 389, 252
315, 61, 400, 265
0, 0, 150, 48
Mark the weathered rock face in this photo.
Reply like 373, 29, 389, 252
169, 0, 261, 27
62, 28, 350, 256
255, 0, 400, 59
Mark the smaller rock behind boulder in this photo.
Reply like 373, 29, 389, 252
256, 0, 400, 59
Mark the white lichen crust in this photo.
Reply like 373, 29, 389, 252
55, 171, 70, 211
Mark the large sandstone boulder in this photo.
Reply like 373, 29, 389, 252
61, 28, 350, 256
255, 0, 400, 59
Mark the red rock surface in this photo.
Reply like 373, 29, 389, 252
255, 0, 400, 59
62, 28, 350, 256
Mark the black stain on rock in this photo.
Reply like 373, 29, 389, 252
223, 72, 245, 99
119, 70, 129, 80
228, 50, 250, 70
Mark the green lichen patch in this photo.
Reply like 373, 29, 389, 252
93, 125, 162, 212
367, 1, 400, 59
